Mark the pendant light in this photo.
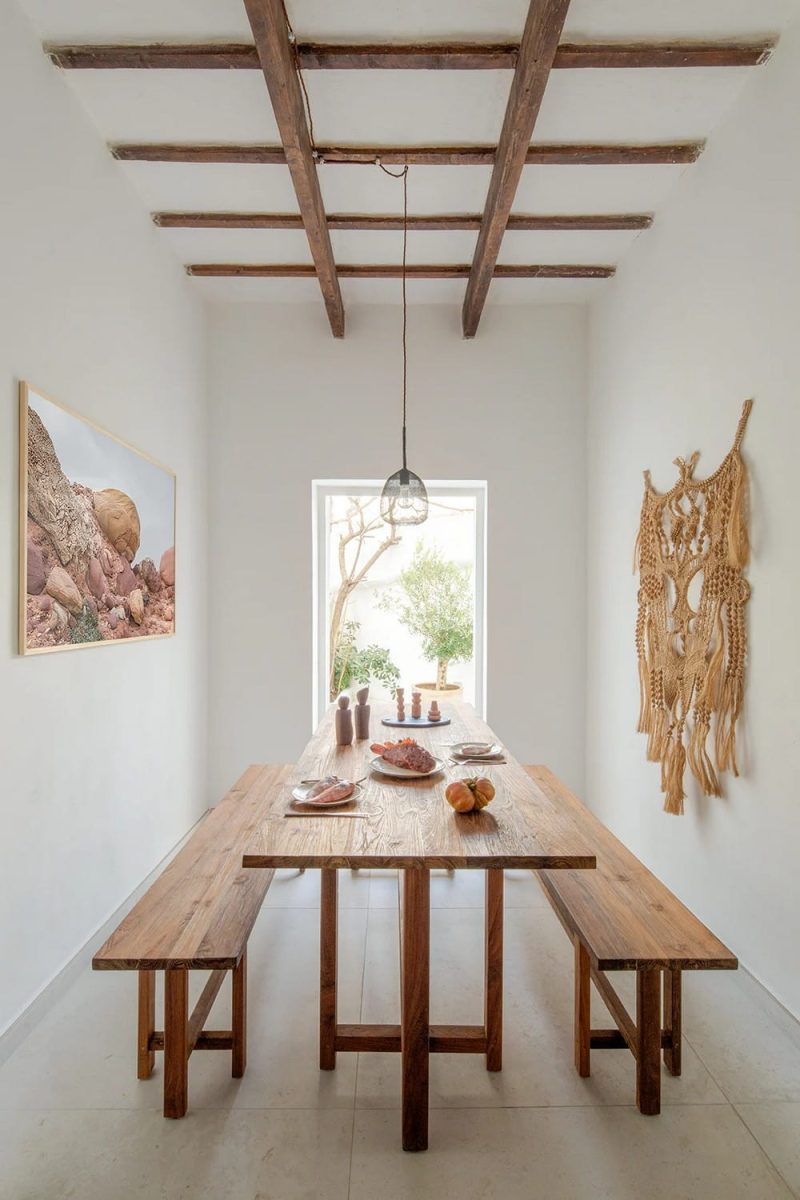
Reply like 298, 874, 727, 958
380, 164, 428, 526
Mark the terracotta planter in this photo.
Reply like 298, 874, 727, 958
414, 682, 464, 704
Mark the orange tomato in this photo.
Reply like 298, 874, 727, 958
446, 777, 496, 813
471, 777, 496, 809
445, 780, 475, 813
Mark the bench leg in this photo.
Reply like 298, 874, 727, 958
485, 869, 504, 1071
164, 969, 189, 1119
662, 968, 682, 1077
574, 937, 591, 1077
232, 950, 247, 1078
320, 868, 338, 1070
636, 967, 661, 1115
137, 970, 156, 1080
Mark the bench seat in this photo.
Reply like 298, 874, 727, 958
526, 765, 737, 1113
94, 762, 289, 1116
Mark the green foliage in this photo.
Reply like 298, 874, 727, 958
380, 544, 473, 680
70, 603, 102, 644
332, 620, 400, 698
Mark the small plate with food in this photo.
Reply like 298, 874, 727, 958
291, 776, 362, 807
448, 741, 504, 761
369, 739, 444, 779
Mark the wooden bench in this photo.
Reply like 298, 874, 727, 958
93, 763, 289, 1118
525, 766, 737, 1115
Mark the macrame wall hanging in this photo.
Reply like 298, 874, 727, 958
635, 399, 753, 815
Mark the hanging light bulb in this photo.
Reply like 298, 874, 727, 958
380, 164, 428, 527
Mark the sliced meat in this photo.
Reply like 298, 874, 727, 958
307, 774, 340, 798
306, 779, 355, 805
382, 744, 436, 773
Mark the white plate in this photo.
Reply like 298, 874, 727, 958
291, 780, 362, 807
449, 742, 504, 761
370, 755, 445, 780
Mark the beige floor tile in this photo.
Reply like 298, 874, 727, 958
264, 866, 371, 909
355, 906, 725, 1110
736, 1103, 800, 1196
0, 908, 365, 1112
367, 868, 550, 910
0, 1107, 353, 1200
683, 972, 800, 1102
349, 1105, 793, 1200
3, 849, 799, 1200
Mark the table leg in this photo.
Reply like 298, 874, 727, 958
401, 868, 430, 1152
485, 869, 504, 1072
320, 868, 338, 1070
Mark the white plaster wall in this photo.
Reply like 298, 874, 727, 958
586, 24, 800, 1017
207, 302, 588, 803
0, 0, 209, 1033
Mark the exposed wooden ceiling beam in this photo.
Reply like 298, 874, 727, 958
241, 0, 343, 336
554, 40, 775, 68
47, 39, 776, 71
113, 141, 702, 166
186, 263, 615, 278
155, 211, 653, 231
462, 0, 572, 338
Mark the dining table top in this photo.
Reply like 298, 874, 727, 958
241, 700, 597, 872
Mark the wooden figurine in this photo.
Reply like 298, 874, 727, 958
395, 687, 406, 722
354, 686, 370, 740
427, 700, 441, 723
411, 690, 422, 720
335, 694, 354, 745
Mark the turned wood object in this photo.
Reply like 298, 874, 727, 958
335, 694, 353, 745
354, 686, 370, 740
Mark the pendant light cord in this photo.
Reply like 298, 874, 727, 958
377, 161, 410, 469
281, 0, 317, 153
281, 1, 411, 472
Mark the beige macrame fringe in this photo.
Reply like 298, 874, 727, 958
634, 400, 752, 814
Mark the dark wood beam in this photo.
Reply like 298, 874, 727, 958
113, 141, 702, 166
155, 211, 653, 231
241, 0, 344, 336
47, 39, 776, 71
463, 0, 572, 338
186, 263, 615, 279
554, 40, 775, 68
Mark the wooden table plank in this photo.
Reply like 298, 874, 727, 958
241, 703, 596, 870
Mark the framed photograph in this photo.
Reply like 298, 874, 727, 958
19, 382, 176, 655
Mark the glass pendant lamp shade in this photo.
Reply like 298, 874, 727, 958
380, 163, 428, 528
380, 466, 428, 526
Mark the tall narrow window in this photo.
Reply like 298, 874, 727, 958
312, 481, 487, 726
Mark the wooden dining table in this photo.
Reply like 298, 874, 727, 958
241, 701, 596, 1151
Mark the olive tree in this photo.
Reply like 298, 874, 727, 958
381, 543, 473, 690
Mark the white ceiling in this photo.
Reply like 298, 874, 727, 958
17, 0, 800, 310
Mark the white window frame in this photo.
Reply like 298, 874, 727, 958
312, 480, 488, 729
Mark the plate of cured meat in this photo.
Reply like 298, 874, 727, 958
369, 739, 444, 779
291, 776, 362, 807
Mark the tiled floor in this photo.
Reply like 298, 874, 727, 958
1, 868, 799, 1199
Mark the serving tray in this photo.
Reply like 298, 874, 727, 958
381, 715, 451, 729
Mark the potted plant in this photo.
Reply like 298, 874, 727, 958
381, 544, 473, 702
331, 620, 401, 700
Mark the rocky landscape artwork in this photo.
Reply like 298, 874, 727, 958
19, 383, 176, 654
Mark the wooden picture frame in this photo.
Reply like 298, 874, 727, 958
19, 381, 176, 655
